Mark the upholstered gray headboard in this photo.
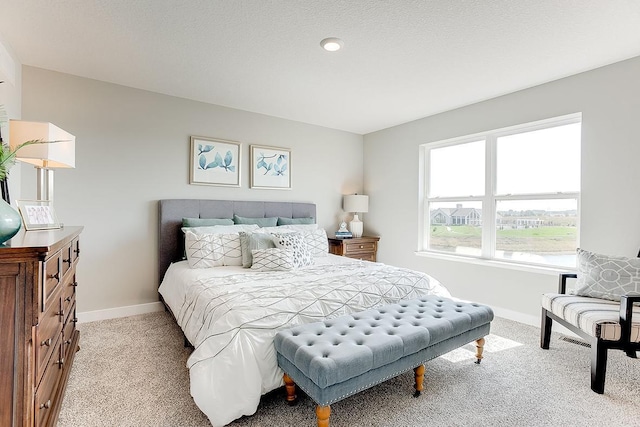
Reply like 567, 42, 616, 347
157, 199, 316, 285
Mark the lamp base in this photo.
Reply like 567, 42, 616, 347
349, 214, 364, 238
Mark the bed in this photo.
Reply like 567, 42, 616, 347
157, 199, 451, 426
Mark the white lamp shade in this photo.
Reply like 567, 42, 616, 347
9, 120, 75, 168
343, 194, 369, 213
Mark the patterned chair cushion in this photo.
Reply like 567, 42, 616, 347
575, 249, 640, 301
542, 293, 640, 342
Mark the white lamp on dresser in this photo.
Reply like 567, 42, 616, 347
343, 194, 369, 238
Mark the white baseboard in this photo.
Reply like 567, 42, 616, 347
491, 304, 579, 338
77, 302, 165, 324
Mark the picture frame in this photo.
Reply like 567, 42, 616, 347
17, 200, 61, 230
190, 136, 241, 187
250, 144, 291, 189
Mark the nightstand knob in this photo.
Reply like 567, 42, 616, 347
41, 338, 52, 347
359, 245, 364, 249
40, 400, 51, 410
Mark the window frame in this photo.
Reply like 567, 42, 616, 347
418, 113, 581, 268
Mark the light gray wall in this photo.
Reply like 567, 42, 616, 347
364, 56, 640, 323
0, 32, 23, 202
21, 66, 364, 313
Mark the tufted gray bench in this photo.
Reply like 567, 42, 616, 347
274, 295, 494, 427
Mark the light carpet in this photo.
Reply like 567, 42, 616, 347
57, 311, 639, 427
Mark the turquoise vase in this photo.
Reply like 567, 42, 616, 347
0, 198, 22, 245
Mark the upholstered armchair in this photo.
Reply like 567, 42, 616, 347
540, 249, 640, 394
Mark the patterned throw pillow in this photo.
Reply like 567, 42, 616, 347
250, 248, 295, 271
303, 228, 328, 257
184, 231, 223, 268
574, 248, 640, 301
212, 233, 243, 266
271, 232, 314, 268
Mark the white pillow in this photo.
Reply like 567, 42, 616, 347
184, 230, 223, 268
250, 248, 295, 271
279, 224, 318, 232
182, 224, 259, 235
303, 228, 328, 257
271, 232, 314, 268
213, 233, 243, 266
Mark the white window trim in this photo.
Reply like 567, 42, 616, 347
418, 113, 581, 269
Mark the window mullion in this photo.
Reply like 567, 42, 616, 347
482, 136, 496, 258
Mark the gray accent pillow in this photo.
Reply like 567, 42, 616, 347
238, 232, 277, 268
233, 215, 278, 227
575, 248, 640, 301
182, 217, 234, 227
277, 217, 315, 225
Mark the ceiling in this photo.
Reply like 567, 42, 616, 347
1, 1, 640, 135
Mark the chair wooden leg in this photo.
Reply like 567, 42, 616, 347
590, 339, 607, 394
540, 308, 552, 349
316, 405, 331, 427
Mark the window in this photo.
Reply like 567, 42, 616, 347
420, 114, 581, 268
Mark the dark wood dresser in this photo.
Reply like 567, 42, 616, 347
0, 226, 82, 427
328, 236, 380, 262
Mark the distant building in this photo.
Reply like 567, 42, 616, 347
431, 204, 483, 226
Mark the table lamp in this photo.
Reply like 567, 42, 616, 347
343, 194, 369, 238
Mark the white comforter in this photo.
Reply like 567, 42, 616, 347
159, 255, 450, 426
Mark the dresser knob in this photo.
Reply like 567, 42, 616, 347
40, 400, 51, 410
49, 272, 59, 281
72, 317, 78, 324
63, 258, 72, 265
65, 339, 72, 345
41, 338, 52, 347
57, 357, 65, 367
56, 309, 65, 320
73, 248, 80, 255
65, 296, 72, 302
71, 282, 78, 288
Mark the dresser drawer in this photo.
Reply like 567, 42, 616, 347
71, 237, 80, 264
35, 341, 64, 427
42, 253, 62, 312
62, 302, 77, 361
36, 288, 63, 386
343, 241, 376, 255
61, 273, 76, 322
60, 242, 73, 279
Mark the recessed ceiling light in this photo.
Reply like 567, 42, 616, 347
320, 37, 343, 52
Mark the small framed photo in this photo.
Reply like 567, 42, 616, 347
17, 200, 61, 230
250, 145, 291, 189
190, 136, 241, 187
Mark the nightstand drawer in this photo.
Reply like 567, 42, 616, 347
346, 253, 376, 262
343, 241, 376, 254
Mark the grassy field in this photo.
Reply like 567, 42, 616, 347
430, 225, 576, 253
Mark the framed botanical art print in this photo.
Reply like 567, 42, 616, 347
190, 136, 241, 187
17, 200, 61, 230
250, 145, 291, 189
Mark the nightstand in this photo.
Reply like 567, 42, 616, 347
328, 236, 380, 262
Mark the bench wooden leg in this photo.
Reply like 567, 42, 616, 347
413, 364, 425, 397
316, 405, 331, 427
283, 373, 297, 405
475, 337, 485, 364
